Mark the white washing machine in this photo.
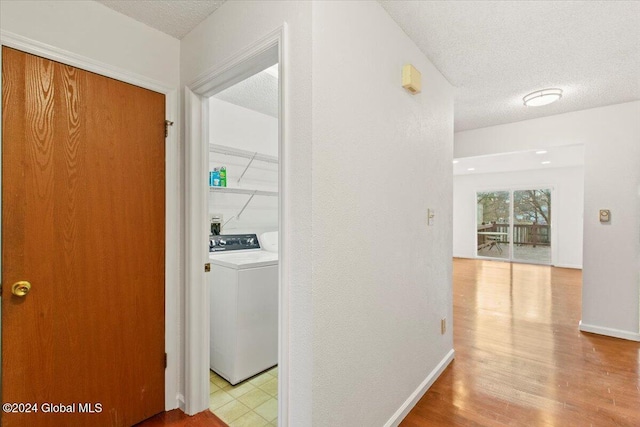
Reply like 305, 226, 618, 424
209, 234, 278, 385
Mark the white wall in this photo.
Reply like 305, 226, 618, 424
0, 0, 183, 410
209, 97, 279, 157
209, 98, 278, 235
311, 2, 454, 425
0, 1, 179, 86
183, 1, 454, 424
181, 1, 314, 423
455, 101, 640, 340
453, 166, 584, 268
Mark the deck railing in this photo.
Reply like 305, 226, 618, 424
477, 223, 550, 247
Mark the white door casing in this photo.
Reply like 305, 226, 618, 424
183, 25, 290, 425
0, 30, 182, 411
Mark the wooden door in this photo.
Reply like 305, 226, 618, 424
1, 47, 165, 426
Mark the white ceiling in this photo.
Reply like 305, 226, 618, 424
96, 1, 640, 132
214, 65, 279, 118
97, 0, 225, 39
453, 145, 584, 176
380, 1, 640, 131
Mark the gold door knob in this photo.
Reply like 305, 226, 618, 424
11, 281, 31, 297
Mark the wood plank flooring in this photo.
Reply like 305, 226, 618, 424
138, 258, 639, 426
135, 409, 226, 427
402, 258, 640, 427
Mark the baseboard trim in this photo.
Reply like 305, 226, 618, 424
553, 263, 582, 269
384, 349, 455, 427
453, 257, 583, 270
579, 321, 640, 342
177, 394, 186, 412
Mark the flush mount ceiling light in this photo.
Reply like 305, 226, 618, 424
523, 88, 563, 107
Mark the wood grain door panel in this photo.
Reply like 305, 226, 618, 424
1, 47, 165, 427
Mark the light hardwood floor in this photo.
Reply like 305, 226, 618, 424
139, 258, 639, 426
135, 408, 226, 427
402, 258, 640, 427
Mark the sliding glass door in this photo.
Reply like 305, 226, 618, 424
476, 191, 510, 260
476, 188, 552, 264
513, 189, 551, 264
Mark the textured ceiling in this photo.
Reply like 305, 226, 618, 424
97, 0, 225, 39
214, 65, 278, 118
380, 1, 640, 131
96, 0, 639, 131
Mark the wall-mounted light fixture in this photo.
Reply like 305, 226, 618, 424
402, 64, 421, 94
523, 88, 562, 107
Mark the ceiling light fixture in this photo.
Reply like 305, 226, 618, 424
541, 161, 551, 165
453, 160, 459, 164
467, 167, 475, 171
536, 150, 548, 154
523, 88, 563, 107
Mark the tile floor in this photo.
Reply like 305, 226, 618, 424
209, 367, 278, 427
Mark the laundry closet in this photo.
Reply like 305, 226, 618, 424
207, 63, 280, 416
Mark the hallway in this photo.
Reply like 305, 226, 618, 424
402, 259, 640, 426
139, 258, 640, 426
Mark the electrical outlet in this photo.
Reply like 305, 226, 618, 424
441, 318, 446, 334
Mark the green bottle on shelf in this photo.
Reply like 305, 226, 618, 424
220, 167, 227, 187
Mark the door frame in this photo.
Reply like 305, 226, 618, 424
474, 184, 557, 266
0, 31, 181, 411
183, 25, 290, 423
